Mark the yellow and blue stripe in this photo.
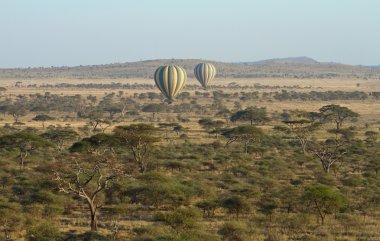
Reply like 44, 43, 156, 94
194, 63, 216, 89
154, 65, 187, 101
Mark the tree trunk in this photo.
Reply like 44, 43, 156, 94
302, 144, 307, 154
324, 164, 330, 173
4, 229, 10, 241
19, 152, 27, 169
139, 162, 146, 173
93, 121, 99, 131
300, 139, 307, 154
88, 202, 98, 231
12, 114, 19, 123
320, 215, 325, 225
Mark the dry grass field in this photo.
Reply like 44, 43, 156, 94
2, 77, 380, 127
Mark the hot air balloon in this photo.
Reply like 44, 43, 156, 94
154, 65, 187, 103
194, 63, 216, 89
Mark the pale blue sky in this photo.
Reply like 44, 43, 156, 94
0, 0, 379, 67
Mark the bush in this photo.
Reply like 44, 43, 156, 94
160, 207, 202, 231
127, 172, 194, 209
26, 223, 62, 241
64, 231, 109, 241
218, 222, 248, 241
264, 229, 289, 241
220, 195, 250, 219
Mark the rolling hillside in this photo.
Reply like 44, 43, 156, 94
1, 58, 380, 80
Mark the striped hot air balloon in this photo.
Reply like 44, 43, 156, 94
154, 65, 187, 103
194, 63, 216, 89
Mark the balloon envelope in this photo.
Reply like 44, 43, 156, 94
154, 65, 187, 102
194, 63, 216, 89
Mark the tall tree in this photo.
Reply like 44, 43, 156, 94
142, 103, 167, 120
0, 132, 54, 169
32, 114, 55, 129
41, 129, 79, 152
279, 110, 321, 153
230, 106, 270, 126
54, 160, 120, 231
6, 105, 27, 124
302, 184, 346, 224
319, 104, 359, 129
222, 125, 264, 153
70, 133, 118, 155
309, 138, 347, 174
216, 108, 232, 126
114, 124, 160, 173
198, 118, 225, 138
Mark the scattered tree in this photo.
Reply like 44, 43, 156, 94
0, 132, 54, 169
302, 184, 346, 224
32, 114, 55, 129
41, 129, 79, 152
54, 160, 120, 231
222, 125, 264, 153
114, 124, 160, 173
230, 106, 270, 126
319, 104, 359, 129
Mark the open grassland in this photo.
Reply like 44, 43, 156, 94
2, 77, 380, 127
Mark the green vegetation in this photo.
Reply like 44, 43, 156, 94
0, 85, 379, 241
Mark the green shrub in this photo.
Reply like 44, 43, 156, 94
26, 223, 62, 241
218, 221, 248, 241
161, 207, 202, 231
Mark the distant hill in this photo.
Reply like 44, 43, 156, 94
238, 56, 319, 65
0, 58, 380, 80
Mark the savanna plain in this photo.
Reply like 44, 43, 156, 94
1, 62, 380, 241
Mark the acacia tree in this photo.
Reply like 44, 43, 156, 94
309, 138, 347, 174
220, 195, 250, 219
280, 112, 321, 153
230, 106, 270, 126
0, 202, 24, 240
367, 156, 380, 175
0, 132, 54, 169
142, 103, 167, 121
85, 111, 112, 132
41, 129, 79, 152
103, 106, 121, 119
54, 159, 120, 231
32, 114, 55, 129
222, 125, 264, 153
173, 124, 185, 136
158, 123, 182, 141
118, 97, 139, 118
198, 118, 225, 138
216, 108, 232, 126
70, 133, 118, 155
302, 184, 346, 224
319, 104, 359, 129
6, 105, 27, 124
114, 124, 160, 173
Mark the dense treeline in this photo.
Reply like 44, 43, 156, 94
272, 90, 369, 101
2, 89, 377, 115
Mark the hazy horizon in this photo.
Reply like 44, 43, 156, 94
1, 0, 379, 68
